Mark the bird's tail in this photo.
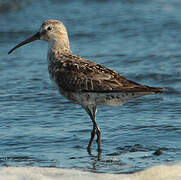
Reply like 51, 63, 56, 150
145, 86, 166, 94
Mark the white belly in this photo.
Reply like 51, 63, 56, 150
70, 92, 148, 107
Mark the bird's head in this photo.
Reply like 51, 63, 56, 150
8, 20, 70, 54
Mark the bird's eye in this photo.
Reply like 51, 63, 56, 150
47, 26, 52, 31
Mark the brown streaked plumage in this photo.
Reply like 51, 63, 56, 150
8, 20, 165, 153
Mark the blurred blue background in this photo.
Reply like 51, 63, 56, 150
0, 0, 180, 174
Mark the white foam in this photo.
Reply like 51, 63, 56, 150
0, 164, 181, 180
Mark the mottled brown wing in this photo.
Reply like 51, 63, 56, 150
53, 54, 163, 93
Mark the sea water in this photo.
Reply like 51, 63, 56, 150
0, 0, 180, 179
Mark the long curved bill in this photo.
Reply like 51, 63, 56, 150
8, 32, 40, 54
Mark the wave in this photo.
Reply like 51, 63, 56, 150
0, 164, 181, 180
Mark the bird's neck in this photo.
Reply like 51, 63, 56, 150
49, 37, 71, 53
47, 39, 71, 63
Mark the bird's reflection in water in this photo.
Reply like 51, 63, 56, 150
88, 150, 102, 171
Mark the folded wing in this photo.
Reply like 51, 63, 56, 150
53, 54, 164, 93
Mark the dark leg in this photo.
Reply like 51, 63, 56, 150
87, 124, 96, 153
92, 106, 101, 152
85, 106, 101, 153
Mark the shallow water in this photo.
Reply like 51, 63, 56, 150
0, 0, 181, 175
1, 165, 181, 180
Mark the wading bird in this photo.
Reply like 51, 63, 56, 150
8, 20, 164, 153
